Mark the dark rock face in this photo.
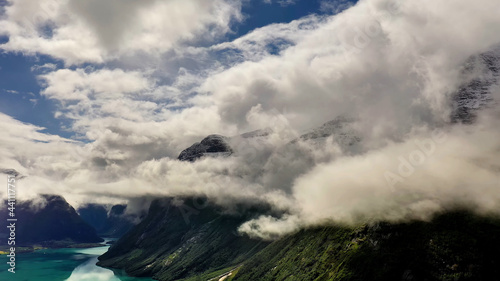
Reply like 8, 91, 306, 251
240, 128, 273, 138
0, 168, 25, 179
298, 116, 361, 147
0, 168, 20, 177
452, 49, 499, 123
78, 204, 136, 238
178, 134, 233, 162
0, 195, 103, 246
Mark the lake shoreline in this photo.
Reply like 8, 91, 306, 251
0, 242, 106, 255
0, 241, 155, 280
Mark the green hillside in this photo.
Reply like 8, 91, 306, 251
98, 205, 500, 281
232, 210, 500, 281
97, 197, 269, 280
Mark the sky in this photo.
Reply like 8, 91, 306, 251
1, 0, 500, 239
0, 0, 349, 138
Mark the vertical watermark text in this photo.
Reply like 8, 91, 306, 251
6, 175, 17, 274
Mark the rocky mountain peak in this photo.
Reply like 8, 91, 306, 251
178, 134, 233, 162
452, 47, 500, 123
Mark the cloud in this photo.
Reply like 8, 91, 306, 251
0, 113, 83, 201
293, 119, 500, 223
0, 0, 243, 65
238, 112, 500, 238
210, 15, 327, 62
40, 68, 151, 101
238, 215, 302, 240
5, 90, 19, 95
31, 63, 57, 73
1, 0, 500, 240
262, 0, 296, 6
201, 0, 500, 140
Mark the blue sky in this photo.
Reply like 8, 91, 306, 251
0, 53, 68, 136
0, 0, 354, 138
234, 0, 326, 38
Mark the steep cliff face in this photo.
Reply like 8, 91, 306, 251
0, 195, 102, 246
97, 198, 269, 280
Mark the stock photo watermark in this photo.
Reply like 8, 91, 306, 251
6, 174, 17, 274
337, 1, 402, 60
176, 196, 210, 225
19, 0, 62, 34
384, 129, 447, 190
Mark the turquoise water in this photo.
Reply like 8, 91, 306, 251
0, 246, 154, 281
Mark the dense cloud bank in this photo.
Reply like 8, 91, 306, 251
1, 0, 500, 239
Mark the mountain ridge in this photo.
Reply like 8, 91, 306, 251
0, 194, 103, 247
96, 47, 500, 280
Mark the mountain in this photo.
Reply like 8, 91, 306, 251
99, 207, 500, 281
451, 47, 499, 123
296, 116, 361, 148
231, 210, 500, 281
78, 203, 136, 238
96, 118, 364, 279
240, 128, 273, 138
0, 194, 103, 247
78, 204, 108, 234
98, 48, 500, 281
177, 117, 361, 163
0, 168, 25, 179
178, 134, 233, 162
97, 197, 270, 280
